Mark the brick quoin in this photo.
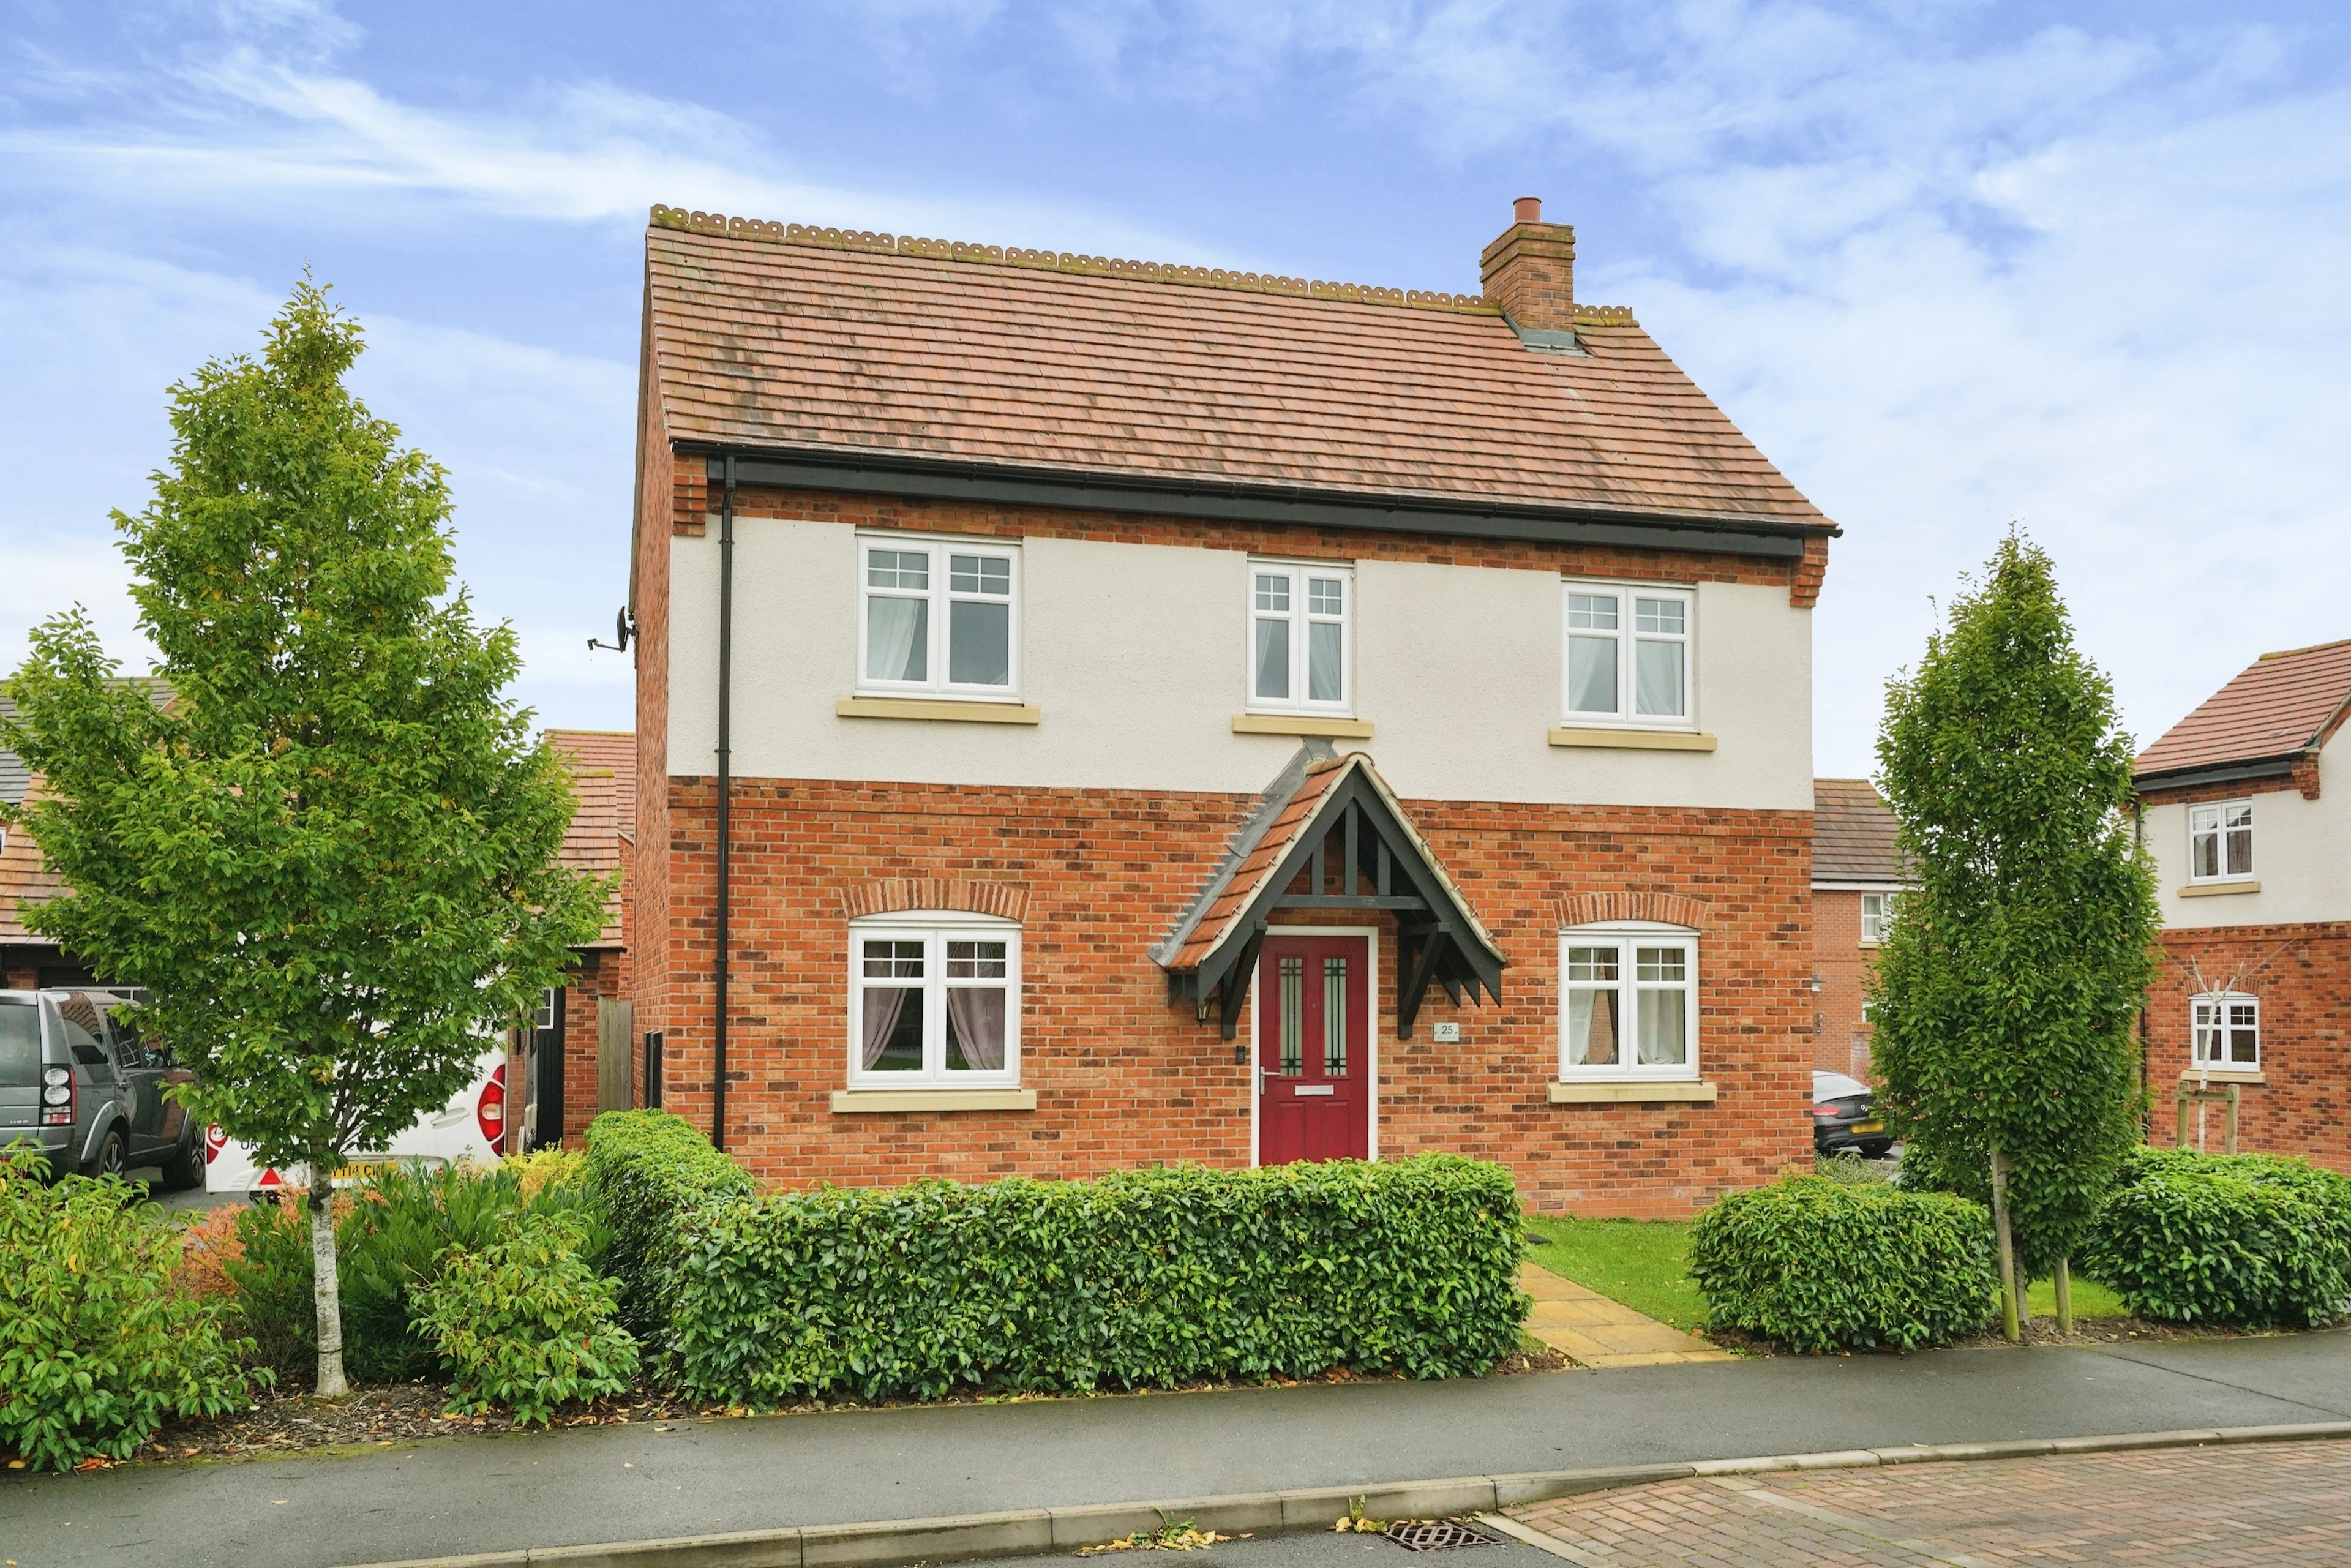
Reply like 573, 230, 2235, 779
2147, 921, 2351, 1172
640, 778, 1815, 1217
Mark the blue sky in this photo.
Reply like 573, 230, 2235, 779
3, 1, 2347, 775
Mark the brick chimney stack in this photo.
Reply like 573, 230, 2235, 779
1480, 196, 1576, 333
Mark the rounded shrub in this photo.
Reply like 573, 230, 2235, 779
581, 1109, 757, 1336
1690, 1173, 1997, 1352
0, 1152, 269, 1471
2085, 1147, 2351, 1327
412, 1209, 639, 1425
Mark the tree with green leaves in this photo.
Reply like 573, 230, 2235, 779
0, 281, 607, 1397
1869, 533, 2159, 1339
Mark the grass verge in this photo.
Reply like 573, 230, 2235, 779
1521, 1214, 1708, 1330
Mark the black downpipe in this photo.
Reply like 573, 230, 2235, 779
713, 453, 737, 1152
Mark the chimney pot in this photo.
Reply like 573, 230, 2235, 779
1481, 200, 1577, 334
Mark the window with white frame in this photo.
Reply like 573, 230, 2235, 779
1860, 892, 1897, 945
2192, 992, 2259, 1068
1561, 583, 1693, 727
847, 914, 1021, 1087
858, 536, 1020, 699
2188, 801, 2253, 882
1559, 925, 1699, 1078
1248, 561, 1352, 713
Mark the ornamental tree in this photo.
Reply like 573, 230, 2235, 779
1869, 533, 2159, 1336
0, 281, 607, 1396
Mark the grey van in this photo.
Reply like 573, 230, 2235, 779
0, 988, 205, 1186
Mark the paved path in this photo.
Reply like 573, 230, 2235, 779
7, 1331, 2351, 1568
1506, 1435, 2351, 1566
1518, 1262, 1731, 1367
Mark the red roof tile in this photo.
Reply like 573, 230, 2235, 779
2135, 640, 2351, 780
549, 730, 635, 948
645, 214, 1830, 529
1812, 778, 1903, 884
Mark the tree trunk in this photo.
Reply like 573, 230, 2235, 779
2054, 1255, 2074, 1335
1989, 1142, 2021, 1343
309, 1159, 348, 1398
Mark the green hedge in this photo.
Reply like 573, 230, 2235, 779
582, 1109, 756, 1335
664, 1155, 1528, 1405
1690, 1174, 1997, 1351
2085, 1148, 2351, 1327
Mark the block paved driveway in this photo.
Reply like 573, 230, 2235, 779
1505, 1437, 2351, 1566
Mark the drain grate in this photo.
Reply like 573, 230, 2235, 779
1384, 1520, 1496, 1552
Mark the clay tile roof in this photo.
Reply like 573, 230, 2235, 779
547, 730, 636, 948
1812, 779, 1905, 884
1168, 758, 1351, 975
2135, 639, 2351, 781
0, 781, 61, 945
643, 211, 1831, 529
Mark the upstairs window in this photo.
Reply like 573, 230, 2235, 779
2188, 801, 2252, 882
1559, 926, 1699, 1079
849, 914, 1021, 1089
1860, 892, 1897, 945
1248, 562, 1352, 714
859, 536, 1020, 699
2192, 993, 2259, 1069
1562, 583, 1693, 727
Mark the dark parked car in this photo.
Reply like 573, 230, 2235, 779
1812, 1068, 1892, 1158
0, 988, 205, 1186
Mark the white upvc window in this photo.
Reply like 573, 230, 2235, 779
2192, 992, 2259, 1068
848, 913, 1021, 1089
1561, 582, 1694, 728
1558, 923, 1699, 1079
1860, 893, 1897, 945
1248, 561, 1353, 715
2188, 801, 2253, 882
858, 535, 1021, 699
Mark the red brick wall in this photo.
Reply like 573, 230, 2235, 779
631, 357, 675, 1108
1811, 889, 1879, 1079
2147, 921, 2351, 1171
641, 776, 1814, 1217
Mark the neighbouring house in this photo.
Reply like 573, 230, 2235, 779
514, 728, 637, 1151
1810, 778, 1903, 1081
624, 197, 1838, 1215
2134, 639, 2351, 1169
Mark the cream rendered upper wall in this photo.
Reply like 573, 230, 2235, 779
667, 519, 1813, 811
2146, 746, 2350, 929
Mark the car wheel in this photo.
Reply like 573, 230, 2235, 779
89, 1126, 129, 1180
1862, 1139, 1894, 1160
159, 1135, 206, 1191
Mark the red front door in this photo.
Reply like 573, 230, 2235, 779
1258, 934, 1371, 1164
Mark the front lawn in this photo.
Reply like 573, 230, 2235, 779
1522, 1212, 2130, 1332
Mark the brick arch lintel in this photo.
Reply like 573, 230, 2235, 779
838, 879, 1030, 924
1556, 892, 1708, 932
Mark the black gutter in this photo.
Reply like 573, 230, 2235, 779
2132, 756, 2300, 794
713, 452, 736, 1152
683, 443, 1836, 561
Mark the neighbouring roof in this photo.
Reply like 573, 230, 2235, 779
1813, 779, 1904, 885
0, 696, 24, 807
642, 211, 1831, 535
548, 730, 634, 950
2135, 639, 2351, 784
0, 800, 61, 947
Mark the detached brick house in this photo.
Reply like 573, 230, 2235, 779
625, 198, 1839, 1214
1810, 779, 1903, 1081
2135, 639, 2351, 1169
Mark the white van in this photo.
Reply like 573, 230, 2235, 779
204, 1044, 509, 1198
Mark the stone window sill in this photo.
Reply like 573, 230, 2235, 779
830, 1087, 1038, 1113
2179, 1069, 2264, 1086
1548, 727, 1717, 752
1232, 713, 1374, 740
2177, 880, 2259, 898
837, 696, 1041, 725
1548, 1079, 1717, 1104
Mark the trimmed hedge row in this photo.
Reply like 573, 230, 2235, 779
1690, 1174, 1997, 1351
2085, 1147, 2351, 1327
664, 1155, 1529, 1404
582, 1109, 757, 1334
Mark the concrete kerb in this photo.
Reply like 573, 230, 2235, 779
336, 1420, 2351, 1568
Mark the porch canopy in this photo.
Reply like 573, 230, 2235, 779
1158, 751, 1505, 1041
